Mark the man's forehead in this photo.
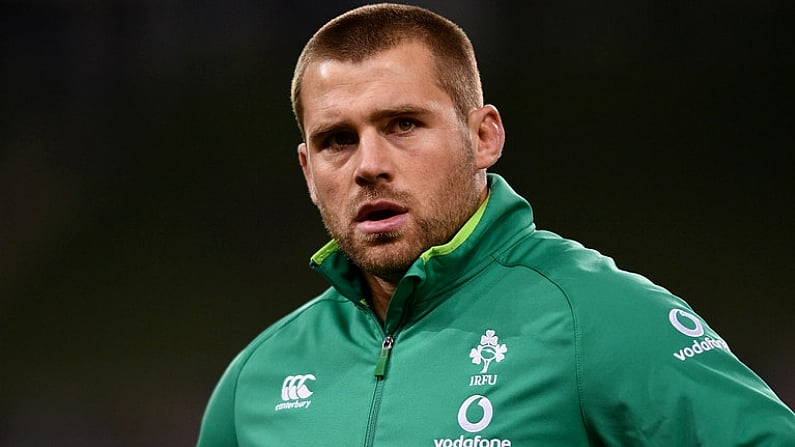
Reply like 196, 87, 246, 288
307, 39, 435, 78
304, 48, 444, 100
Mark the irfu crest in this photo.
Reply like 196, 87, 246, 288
469, 329, 508, 374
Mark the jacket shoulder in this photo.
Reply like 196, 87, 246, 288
196, 289, 351, 446
241, 288, 350, 360
495, 229, 795, 444
496, 228, 672, 305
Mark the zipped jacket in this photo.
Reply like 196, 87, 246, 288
197, 174, 795, 446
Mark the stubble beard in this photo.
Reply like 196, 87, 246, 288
316, 141, 482, 283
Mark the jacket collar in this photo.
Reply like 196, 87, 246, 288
309, 174, 536, 331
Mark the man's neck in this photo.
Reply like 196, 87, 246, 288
364, 274, 398, 322
359, 183, 492, 322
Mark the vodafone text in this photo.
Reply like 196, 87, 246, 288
433, 436, 511, 447
673, 336, 729, 361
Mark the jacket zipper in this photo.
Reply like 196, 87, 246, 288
364, 333, 394, 446
363, 277, 411, 446
374, 334, 394, 377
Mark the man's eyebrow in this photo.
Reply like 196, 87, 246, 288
307, 106, 433, 143
307, 123, 348, 144
370, 105, 432, 121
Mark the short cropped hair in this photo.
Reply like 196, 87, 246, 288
290, 3, 484, 137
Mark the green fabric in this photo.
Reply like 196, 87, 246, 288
197, 174, 795, 446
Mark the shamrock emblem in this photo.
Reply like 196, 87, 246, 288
469, 329, 508, 374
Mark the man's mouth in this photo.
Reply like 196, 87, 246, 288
362, 208, 399, 221
355, 201, 409, 233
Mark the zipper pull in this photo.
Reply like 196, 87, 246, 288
374, 335, 394, 378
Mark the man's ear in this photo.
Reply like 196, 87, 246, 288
297, 143, 318, 205
468, 105, 505, 169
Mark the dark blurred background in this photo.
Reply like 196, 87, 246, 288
1, 0, 793, 445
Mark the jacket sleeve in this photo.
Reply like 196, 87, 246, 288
196, 353, 246, 447
575, 279, 795, 446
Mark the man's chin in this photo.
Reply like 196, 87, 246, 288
360, 230, 402, 244
344, 240, 421, 279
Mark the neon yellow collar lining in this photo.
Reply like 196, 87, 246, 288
419, 192, 489, 264
310, 192, 491, 266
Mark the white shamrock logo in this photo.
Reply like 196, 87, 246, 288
469, 329, 508, 373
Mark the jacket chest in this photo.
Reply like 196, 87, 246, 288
236, 321, 586, 446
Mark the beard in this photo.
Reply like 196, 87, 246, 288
316, 139, 483, 283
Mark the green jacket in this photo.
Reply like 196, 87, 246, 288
197, 174, 795, 446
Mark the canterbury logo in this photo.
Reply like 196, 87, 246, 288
281, 374, 316, 401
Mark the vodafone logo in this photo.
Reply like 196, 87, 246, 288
434, 394, 512, 446
457, 395, 493, 433
668, 309, 704, 337
667, 308, 730, 362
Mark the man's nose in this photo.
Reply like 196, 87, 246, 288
354, 130, 393, 186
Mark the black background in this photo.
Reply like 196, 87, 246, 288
2, 1, 793, 445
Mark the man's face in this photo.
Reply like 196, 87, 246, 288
298, 40, 486, 281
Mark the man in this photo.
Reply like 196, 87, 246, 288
197, 4, 795, 445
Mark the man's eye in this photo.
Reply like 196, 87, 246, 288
396, 119, 415, 132
325, 133, 357, 149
